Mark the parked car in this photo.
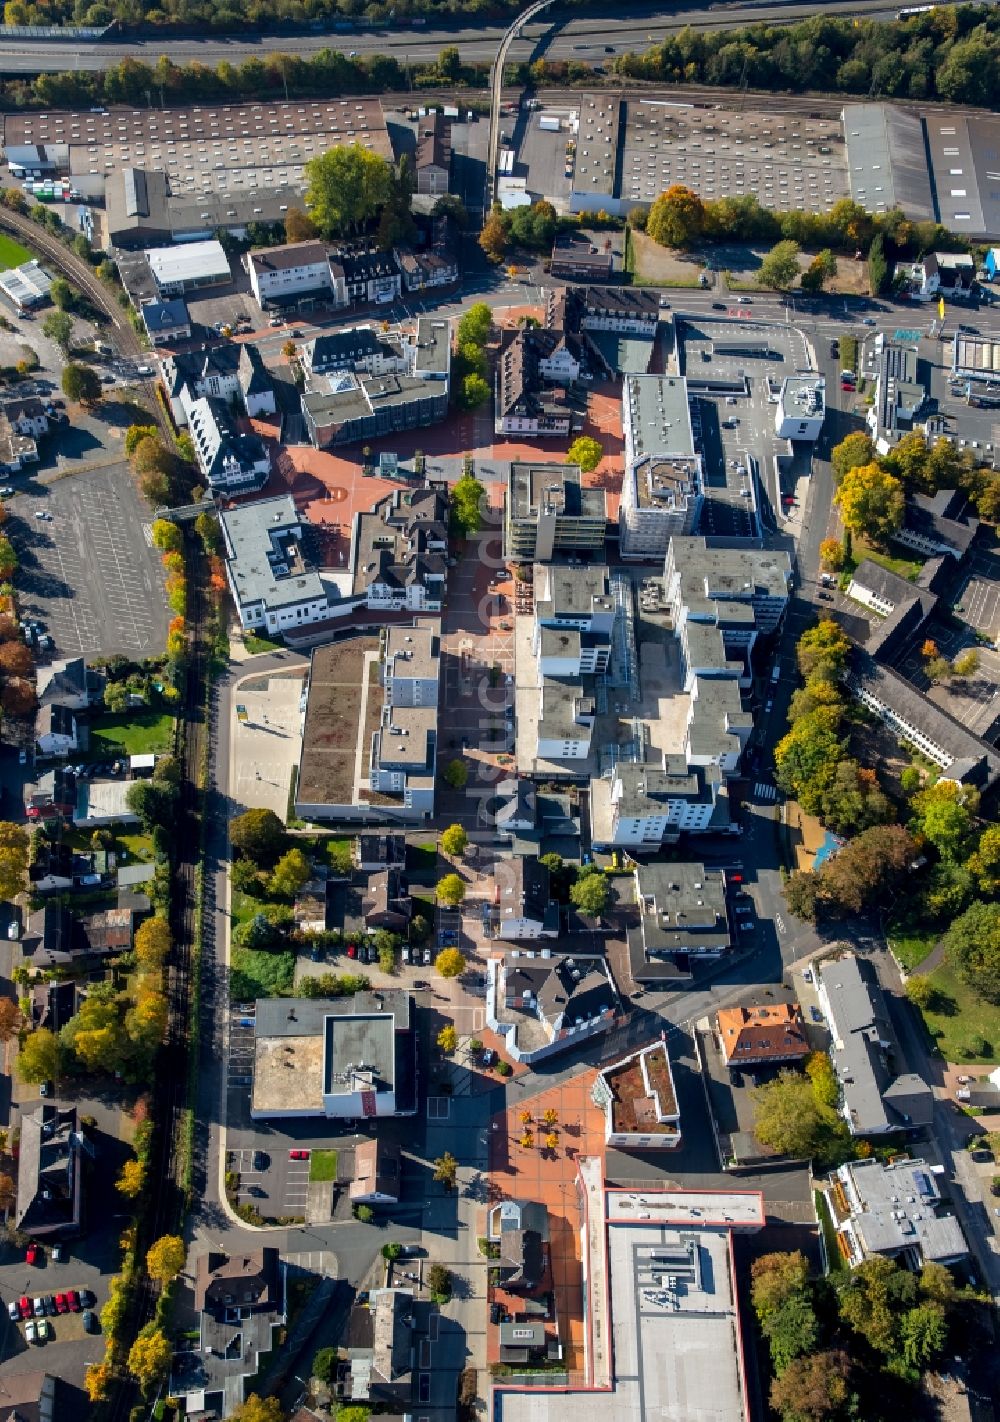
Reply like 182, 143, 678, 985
35, 1318, 50, 1342
42, 1296, 56, 1315
66, 1291, 81, 1313
51, 1244, 66, 1264
288, 1149, 309, 1160
810, 1006, 823, 1023
7, 1299, 19, 1322
401, 946, 411, 965
54, 1294, 69, 1314
78, 1288, 95, 1309
18, 1297, 31, 1321
412, 979, 429, 990
82, 1309, 99, 1333
422, 948, 432, 966
32, 1298, 45, 1318
252, 1150, 269, 1171
24, 1320, 37, 1344
25, 1243, 40, 1266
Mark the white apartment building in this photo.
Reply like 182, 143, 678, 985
248, 240, 333, 309
220, 496, 333, 634
620, 375, 703, 560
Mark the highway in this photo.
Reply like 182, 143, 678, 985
0, 0, 912, 74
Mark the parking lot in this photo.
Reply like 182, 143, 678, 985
10, 464, 169, 661
895, 617, 1000, 739
954, 549, 1000, 640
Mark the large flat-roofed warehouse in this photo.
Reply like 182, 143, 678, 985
2, 99, 391, 245
841, 104, 935, 221
567, 95, 849, 217
952, 333, 1000, 385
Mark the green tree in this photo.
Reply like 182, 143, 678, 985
0, 821, 29, 900
458, 372, 490, 410
230, 807, 285, 865
229, 1399, 285, 1422
834, 462, 905, 545
450, 474, 485, 537
830, 431, 873, 481
433, 1151, 458, 1190
151, 518, 182, 554
838, 1255, 914, 1355
944, 901, 1000, 1004
912, 780, 976, 862
817, 824, 918, 916
774, 707, 844, 814
17, 1027, 60, 1084
49, 276, 73, 309
304, 142, 393, 236
444, 758, 469, 790
926, 655, 953, 683
800, 248, 837, 293
868, 232, 889, 295
127, 1326, 172, 1391
796, 620, 852, 682
146, 1233, 186, 1284
479, 208, 508, 262
436, 874, 466, 909
900, 1301, 947, 1369
457, 303, 493, 347
440, 824, 468, 857
313, 1346, 336, 1383
953, 648, 980, 677
646, 184, 705, 248
784, 870, 820, 923
41, 309, 73, 353
437, 1023, 458, 1054
904, 975, 935, 1008
126, 779, 178, 833
565, 435, 603, 473
751, 1251, 811, 1321
752, 1070, 846, 1161
269, 847, 312, 899
969, 824, 1000, 896
757, 239, 801, 290
195, 510, 222, 554
769, 1349, 855, 1422
569, 868, 609, 918
435, 945, 466, 976
62, 362, 101, 403
0, 534, 17, 581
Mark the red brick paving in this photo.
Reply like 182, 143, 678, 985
488, 1072, 606, 1372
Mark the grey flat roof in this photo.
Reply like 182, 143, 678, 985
624, 375, 695, 459
922, 107, 1000, 239
842, 103, 935, 220
220, 494, 329, 612
837, 1158, 967, 1263
325, 1011, 396, 1095
412, 317, 450, 376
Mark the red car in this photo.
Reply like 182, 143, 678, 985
66, 1291, 81, 1313
288, 1149, 309, 1160
54, 1294, 69, 1314
18, 1296, 31, 1321
25, 1243, 40, 1266
346, 944, 357, 959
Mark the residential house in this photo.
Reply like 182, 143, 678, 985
354, 834, 406, 873
486, 1199, 550, 1292
828, 1157, 968, 1269
487, 951, 618, 1063
716, 1002, 809, 1069
247, 240, 334, 310
894, 251, 975, 302
238, 342, 276, 419
498, 1323, 562, 1368
187, 395, 271, 494
591, 1040, 682, 1149
547, 284, 659, 338
34, 705, 77, 758
36, 657, 92, 711
817, 954, 934, 1135
0, 1370, 71, 1422
351, 486, 448, 614
363, 870, 412, 932
495, 329, 579, 437
550, 234, 615, 281
395, 216, 459, 293
24, 768, 76, 821
195, 1247, 281, 1317
415, 113, 451, 195
21, 904, 133, 970
140, 298, 191, 346
350, 1138, 401, 1206
15, 1105, 84, 1238
0, 411, 38, 470
30, 980, 80, 1033
188, 1247, 286, 1415
160, 342, 242, 425
303, 370, 448, 449
490, 857, 560, 940
305, 326, 407, 378
593, 758, 731, 853
342, 1288, 414, 1408
2, 396, 49, 439
27, 842, 75, 894
335, 247, 402, 307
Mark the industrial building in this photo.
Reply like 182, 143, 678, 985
620, 375, 703, 560
145, 239, 231, 297
774, 375, 825, 441
3, 99, 392, 246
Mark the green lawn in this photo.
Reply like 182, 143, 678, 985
231, 890, 267, 927
888, 927, 939, 971
115, 831, 155, 863
853, 539, 923, 583
919, 960, 1000, 1064
0, 232, 33, 271
309, 1149, 339, 1183
244, 633, 284, 655
87, 711, 175, 758
814, 1190, 847, 1275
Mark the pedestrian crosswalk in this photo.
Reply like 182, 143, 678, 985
754, 782, 778, 802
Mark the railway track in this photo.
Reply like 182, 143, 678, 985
104, 540, 209, 1422
0, 207, 172, 441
